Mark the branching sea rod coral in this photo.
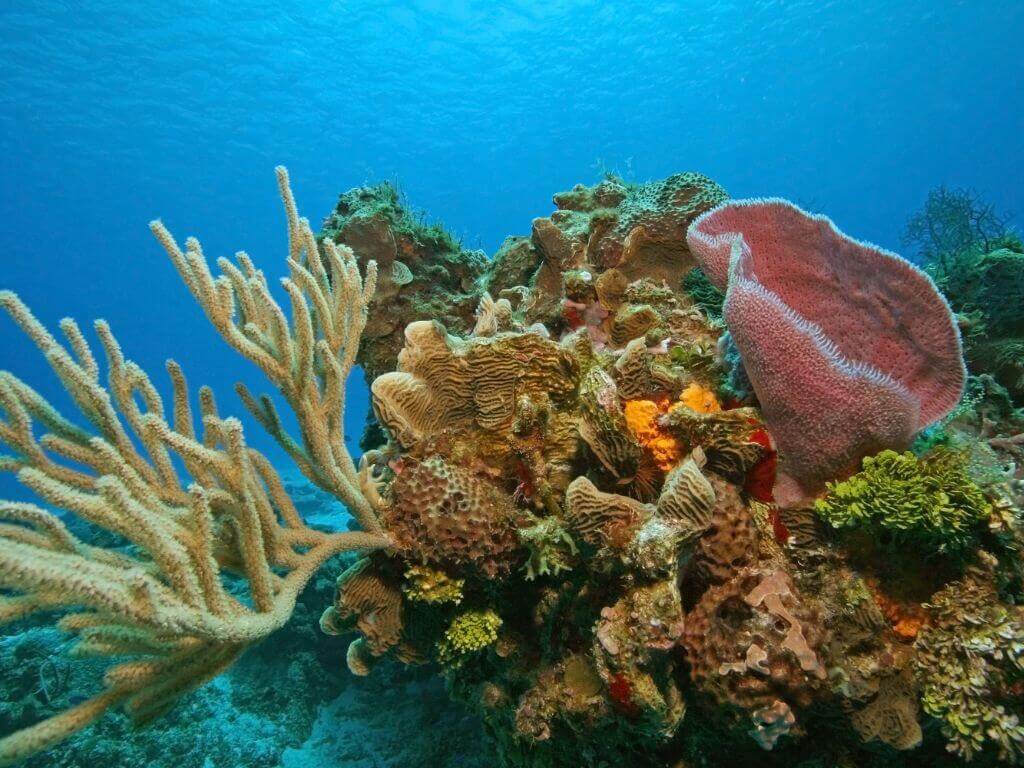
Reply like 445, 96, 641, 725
1, 167, 1022, 768
152, 167, 383, 536
0, 169, 388, 764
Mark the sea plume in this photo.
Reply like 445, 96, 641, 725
0, 169, 388, 764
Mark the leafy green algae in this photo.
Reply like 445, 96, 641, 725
815, 449, 991, 555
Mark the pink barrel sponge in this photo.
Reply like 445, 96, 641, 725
686, 199, 966, 506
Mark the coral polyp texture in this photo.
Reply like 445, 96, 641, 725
1, 169, 1023, 768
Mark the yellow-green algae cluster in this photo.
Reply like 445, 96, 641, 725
815, 448, 992, 554
915, 568, 1024, 763
437, 610, 503, 667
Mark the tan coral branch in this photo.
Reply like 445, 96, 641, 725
0, 169, 390, 764
150, 166, 381, 534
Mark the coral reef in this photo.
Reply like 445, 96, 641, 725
938, 246, 1024, 401
2, 168, 1023, 768
0, 169, 389, 763
320, 182, 488, 384
903, 187, 1024, 403
0, 491, 487, 768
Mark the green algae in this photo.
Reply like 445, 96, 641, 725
815, 449, 992, 556
915, 575, 1024, 764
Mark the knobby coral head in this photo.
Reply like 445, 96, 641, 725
687, 199, 966, 505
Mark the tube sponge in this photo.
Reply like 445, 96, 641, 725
687, 199, 966, 504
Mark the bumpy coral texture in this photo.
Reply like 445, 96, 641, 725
682, 567, 828, 717
687, 199, 966, 504
382, 457, 521, 577
596, 172, 729, 284
689, 475, 758, 587
320, 182, 488, 382
437, 610, 503, 667
915, 575, 1024, 763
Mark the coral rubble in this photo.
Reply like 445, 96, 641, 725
1, 168, 1023, 768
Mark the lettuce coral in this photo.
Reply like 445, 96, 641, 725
915, 574, 1024, 763
814, 449, 991, 555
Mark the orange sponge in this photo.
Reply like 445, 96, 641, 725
624, 398, 682, 471
675, 382, 721, 414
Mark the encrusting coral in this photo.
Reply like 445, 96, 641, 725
319, 181, 489, 384
2, 167, 1023, 768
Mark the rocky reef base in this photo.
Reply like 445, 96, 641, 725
1, 474, 494, 768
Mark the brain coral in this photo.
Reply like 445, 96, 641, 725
372, 320, 577, 446
383, 456, 522, 577
687, 199, 966, 504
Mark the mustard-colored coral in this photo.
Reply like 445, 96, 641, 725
915, 575, 1024, 763
403, 565, 464, 605
437, 610, 503, 667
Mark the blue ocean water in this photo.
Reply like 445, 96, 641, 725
0, 1, 1021, 765
1, 0, 1022, 480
